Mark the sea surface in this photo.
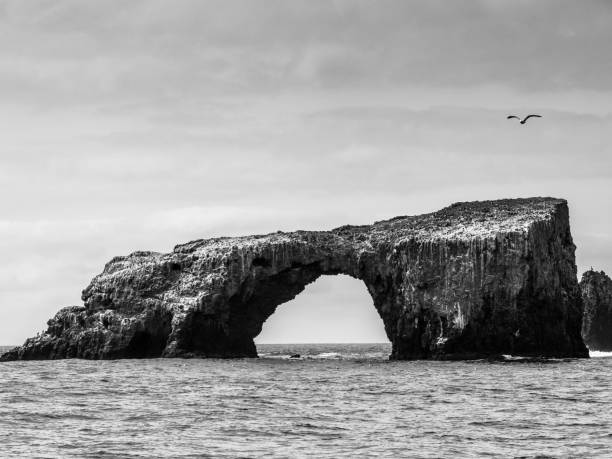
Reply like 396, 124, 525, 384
1, 343, 612, 458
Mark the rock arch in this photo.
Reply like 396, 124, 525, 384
1, 198, 589, 361
165, 235, 393, 358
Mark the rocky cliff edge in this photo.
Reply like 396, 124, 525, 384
1, 197, 588, 361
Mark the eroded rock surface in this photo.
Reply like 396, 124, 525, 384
1, 197, 588, 361
581, 270, 612, 351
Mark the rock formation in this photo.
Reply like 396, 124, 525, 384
1, 197, 588, 361
580, 270, 612, 351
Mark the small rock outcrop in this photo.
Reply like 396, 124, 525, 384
1, 197, 588, 361
581, 270, 612, 351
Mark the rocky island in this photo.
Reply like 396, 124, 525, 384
581, 270, 612, 351
1, 197, 588, 361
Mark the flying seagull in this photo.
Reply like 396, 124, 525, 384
507, 114, 542, 124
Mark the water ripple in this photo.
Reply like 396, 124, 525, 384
0, 344, 611, 457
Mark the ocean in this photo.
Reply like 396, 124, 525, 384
1, 343, 611, 458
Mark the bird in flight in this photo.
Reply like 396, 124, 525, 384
507, 114, 542, 124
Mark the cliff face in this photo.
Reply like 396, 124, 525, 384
581, 270, 612, 351
1, 197, 588, 361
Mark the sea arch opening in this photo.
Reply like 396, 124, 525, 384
253, 274, 391, 356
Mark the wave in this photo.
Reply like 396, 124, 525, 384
589, 350, 612, 358
258, 352, 388, 360
310, 352, 342, 359
257, 343, 391, 360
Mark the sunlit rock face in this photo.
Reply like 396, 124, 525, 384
1, 197, 588, 361
581, 270, 612, 351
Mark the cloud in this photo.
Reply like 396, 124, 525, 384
2, 0, 612, 111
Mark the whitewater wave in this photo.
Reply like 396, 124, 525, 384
589, 350, 612, 358
256, 343, 391, 361
258, 351, 389, 360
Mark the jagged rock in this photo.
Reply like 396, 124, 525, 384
1, 197, 588, 361
580, 270, 612, 351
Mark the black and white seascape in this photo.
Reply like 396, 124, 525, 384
2, 1, 612, 458
1, 346, 612, 458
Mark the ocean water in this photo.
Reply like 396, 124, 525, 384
1, 343, 612, 458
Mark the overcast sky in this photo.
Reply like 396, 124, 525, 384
1, 0, 611, 344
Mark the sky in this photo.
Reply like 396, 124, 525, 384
1, 0, 611, 344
